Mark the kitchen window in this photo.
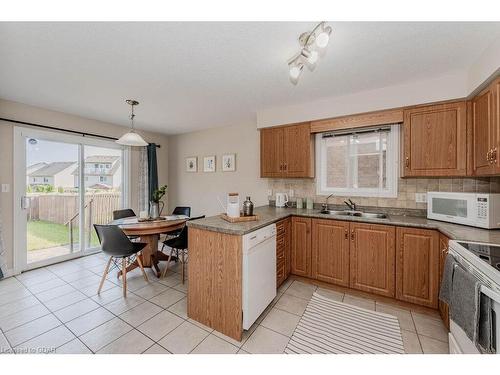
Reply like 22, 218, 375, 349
316, 125, 399, 198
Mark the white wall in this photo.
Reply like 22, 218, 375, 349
467, 36, 500, 94
168, 122, 268, 217
256, 71, 468, 128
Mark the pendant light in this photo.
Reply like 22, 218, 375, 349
116, 99, 148, 147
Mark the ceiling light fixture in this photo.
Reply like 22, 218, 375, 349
116, 99, 148, 147
288, 21, 333, 84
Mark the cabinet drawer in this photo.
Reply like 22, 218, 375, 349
277, 246, 285, 263
277, 261, 286, 287
276, 234, 286, 249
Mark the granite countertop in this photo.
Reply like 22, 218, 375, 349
187, 205, 500, 245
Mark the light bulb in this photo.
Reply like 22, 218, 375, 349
289, 64, 303, 80
315, 31, 330, 49
307, 50, 319, 65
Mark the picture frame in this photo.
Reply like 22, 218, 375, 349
203, 155, 216, 172
222, 153, 236, 172
185, 156, 197, 172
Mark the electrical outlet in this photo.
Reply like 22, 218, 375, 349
267, 189, 273, 197
1, 184, 9, 193
415, 193, 427, 203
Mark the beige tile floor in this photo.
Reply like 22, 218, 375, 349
0, 252, 449, 354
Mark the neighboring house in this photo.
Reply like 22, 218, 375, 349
28, 162, 77, 188
26, 162, 48, 185
73, 155, 121, 189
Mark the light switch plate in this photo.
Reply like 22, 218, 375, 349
267, 189, 273, 197
415, 193, 427, 203
1, 184, 9, 193
288, 189, 294, 198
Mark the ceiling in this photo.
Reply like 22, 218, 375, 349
1, 22, 499, 135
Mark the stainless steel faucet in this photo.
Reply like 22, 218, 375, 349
322, 194, 335, 211
344, 198, 357, 211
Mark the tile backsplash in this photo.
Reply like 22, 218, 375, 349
268, 177, 500, 210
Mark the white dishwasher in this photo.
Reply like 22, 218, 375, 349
242, 223, 277, 330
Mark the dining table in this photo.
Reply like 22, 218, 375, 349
110, 215, 188, 277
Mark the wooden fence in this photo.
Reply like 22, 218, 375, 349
28, 192, 121, 225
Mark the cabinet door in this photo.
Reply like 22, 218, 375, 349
472, 86, 496, 175
312, 219, 350, 286
291, 217, 312, 277
284, 218, 292, 278
260, 127, 283, 177
349, 223, 395, 297
403, 101, 467, 177
283, 123, 314, 178
396, 227, 439, 308
438, 234, 450, 330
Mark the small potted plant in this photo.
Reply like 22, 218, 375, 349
150, 185, 167, 219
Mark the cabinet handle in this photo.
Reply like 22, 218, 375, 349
279, 164, 283, 171
344, 229, 348, 240
405, 156, 410, 168
350, 229, 355, 241
487, 150, 492, 163
492, 148, 498, 164
284, 163, 287, 171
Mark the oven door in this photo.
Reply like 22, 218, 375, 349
449, 285, 500, 354
427, 193, 476, 226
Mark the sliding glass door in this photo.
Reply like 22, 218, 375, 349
14, 127, 129, 271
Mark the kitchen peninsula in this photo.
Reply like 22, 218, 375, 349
187, 205, 500, 341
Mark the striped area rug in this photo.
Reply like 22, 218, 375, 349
285, 293, 405, 354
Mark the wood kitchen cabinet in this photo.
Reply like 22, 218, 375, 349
470, 77, 500, 176
260, 122, 314, 178
276, 218, 291, 288
311, 219, 350, 287
438, 233, 450, 330
402, 101, 467, 177
291, 216, 312, 277
349, 223, 396, 297
396, 227, 440, 308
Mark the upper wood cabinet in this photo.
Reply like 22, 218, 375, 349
260, 123, 314, 178
291, 216, 312, 277
349, 223, 396, 298
402, 101, 467, 177
396, 227, 439, 308
311, 219, 350, 287
470, 78, 500, 176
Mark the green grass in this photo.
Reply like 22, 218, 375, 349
27, 220, 99, 251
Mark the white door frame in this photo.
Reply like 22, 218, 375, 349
13, 126, 131, 273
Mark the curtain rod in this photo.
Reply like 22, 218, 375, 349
0, 117, 161, 148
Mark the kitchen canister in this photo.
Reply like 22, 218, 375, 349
306, 197, 314, 210
296, 197, 303, 209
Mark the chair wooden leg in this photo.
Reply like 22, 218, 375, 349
181, 249, 185, 284
136, 254, 148, 282
161, 247, 174, 279
122, 257, 127, 298
97, 256, 113, 295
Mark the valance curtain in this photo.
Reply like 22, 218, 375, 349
147, 143, 159, 203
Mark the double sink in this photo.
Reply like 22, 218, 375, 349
319, 209, 387, 219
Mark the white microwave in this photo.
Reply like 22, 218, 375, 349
427, 192, 500, 229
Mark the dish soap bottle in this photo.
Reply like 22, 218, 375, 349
242, 196, 254, 216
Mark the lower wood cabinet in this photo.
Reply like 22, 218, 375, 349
291, 216, 312, 278
438, 234, 450, 329
311, 219, 350, 287
349, 223, 396, 297
396, 227, 440, 308
276, 218, 291, 288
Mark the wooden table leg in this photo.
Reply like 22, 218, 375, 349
117, 234, 178, 278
